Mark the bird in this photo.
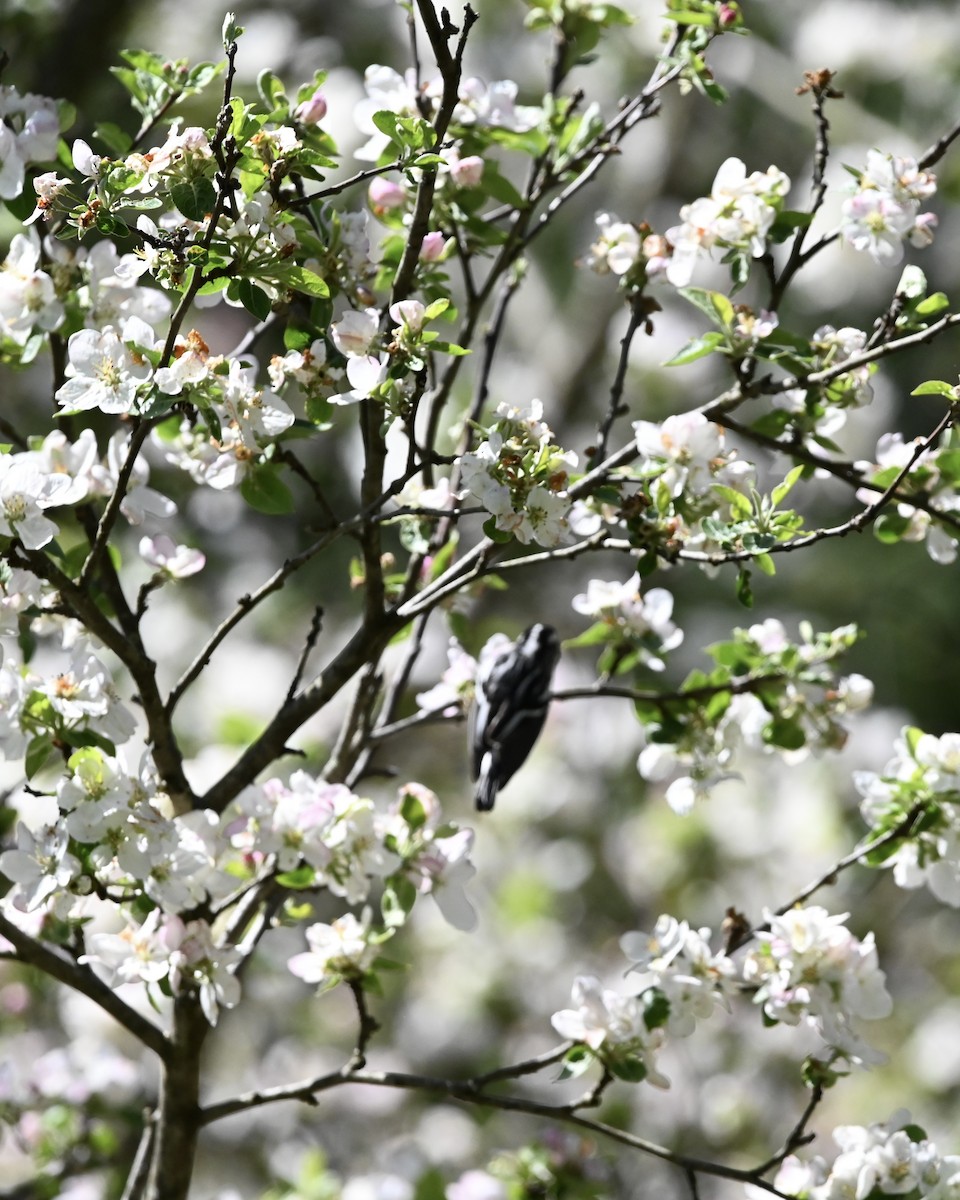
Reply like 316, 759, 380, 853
470, 623, 561, 811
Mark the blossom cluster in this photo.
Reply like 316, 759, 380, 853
354, 63, 540, 163
742, 905, 892, 1066
659, 157, 790, 288
553, 904, 890, 1087
855, 429, 960, 566
760, 1111, 960, 1200
0, 226, 172, 352
0, 557, 146, 765
855, 726, 960, 906
0, 760, 477, 1024
572, 573, 683, 672
634, 410, 751, 499
459, 398, 577, 546
774, 324, 875, 446
841, 150, 937, 266
636, 619, 872, 815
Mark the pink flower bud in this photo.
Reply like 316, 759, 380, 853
419, 231, 447, 261
294, 88, 328, 125
450, 154, 484, 187
368, 176, 407, 215
717, 3, 740, 27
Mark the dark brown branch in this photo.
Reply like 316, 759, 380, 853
0, 912, 168, 1060
197, 1065, 789, 1194
199, 614, 403, 812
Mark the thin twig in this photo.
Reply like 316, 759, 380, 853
196, 1064, 790, 1194
596, 292, 648, 463
771, 804, 925, 920
286, 605, 325, 703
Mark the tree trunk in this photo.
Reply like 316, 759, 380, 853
146, 996, 209, 1200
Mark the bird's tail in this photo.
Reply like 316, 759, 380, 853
474, 751, 499, 811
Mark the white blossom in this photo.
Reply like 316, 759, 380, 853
743, 905, 893, 1065
288, 908, 378, 988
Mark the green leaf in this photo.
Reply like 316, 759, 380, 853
557, 1045, 593, 1081
735, 567, 754, 608
236, 278, 272, 321
669, 10, 715, 25
713, 483, 752, 518
608, 1055, 648, 1083
276, 865, 317, 889
399, 789, 428, 829
771, 464, 805, 506
662, 331, 725, 366
642, 988, 671, 1031
764, 717, 807, 751
482, 168, 526, 209
223, 11, 245, 46
873, 512, 912, 544
372, 110, 401, 139
257, 68, 288, 112
169, 177, 217, 222
272, 265, 329, 298
24, 735, 56, 780
564, 622, 615, 649
768, 209, 814, 243
240, 465, 295, 515
914, 292, 949, 316
482, 516, 513, 544
382, 877, 417, 927
677, 286, 735, 327
95, 121, 133, 155
912, 379, 957, 398
283, 325, 314, 352
754, 552, 776, 576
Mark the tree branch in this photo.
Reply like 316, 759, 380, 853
0, 912, 168, 1060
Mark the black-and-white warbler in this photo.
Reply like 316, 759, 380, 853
470, 623, 561, 811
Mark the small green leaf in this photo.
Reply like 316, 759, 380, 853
482, 168, 526, 209
608, 1055, 648, 1083
754, 552, 776, 576
25, 735, 56, 780
914, 293, 949, 316
764, 717, 806, 751
399, 789, 428, 829
236, 278, 272, 321
372, 110, 401, 139
713, 484, 752, 518
169, 177, 217, 222
912, 379, 957, 398
873, 512, 912, 543
642, 988, 671, 1031
257, 68, 288, 112
95, 121, 133, 155
482, 516, 513, 543
735, 567, 754, 608
662, 331, 725, 366
771, 464, 805, 506
677, 287, 735, 327
273, 265, 329, 298
276, 865, 317, 889
240, 465, 295, 515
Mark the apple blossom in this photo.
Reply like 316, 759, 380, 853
139, 535, 206, 579
551, 975, 669, 1087
743, 905, 893, 1065
331, 307, 380, 357
288, 908, 379, 989
55, 319, 156, 415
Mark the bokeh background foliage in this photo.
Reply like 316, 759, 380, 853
2, 1, 960, 1197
